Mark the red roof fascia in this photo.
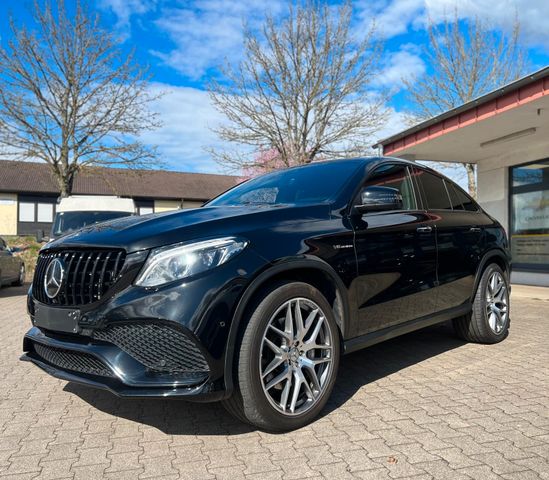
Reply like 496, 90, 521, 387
384, 76, 549, 155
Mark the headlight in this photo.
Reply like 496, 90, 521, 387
135, 237, 248, 287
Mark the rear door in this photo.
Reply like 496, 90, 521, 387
414, 168, 483, 311
351, 163, 438, 336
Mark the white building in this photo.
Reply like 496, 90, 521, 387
375, 66, 549, 286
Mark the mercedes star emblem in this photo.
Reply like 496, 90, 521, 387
44, 258, 65, 299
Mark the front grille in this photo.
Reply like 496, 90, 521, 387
94, 323, 210, 374
33, 342, 114, 377
33, 249, 125, 306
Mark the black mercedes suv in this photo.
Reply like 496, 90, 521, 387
22, 157, 511, 431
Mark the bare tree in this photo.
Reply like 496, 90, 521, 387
209, 1, 387, 172
403, 12, 527, 197
0, 0, 161, 196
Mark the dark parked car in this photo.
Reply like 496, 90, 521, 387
0, 237, 25, 288
22, 158, 511, 431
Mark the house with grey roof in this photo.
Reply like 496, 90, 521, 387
0, 161, 238, 236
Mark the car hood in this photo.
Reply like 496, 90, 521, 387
44, 203, 331, 253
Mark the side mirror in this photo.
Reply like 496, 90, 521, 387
355, 186, 403, 214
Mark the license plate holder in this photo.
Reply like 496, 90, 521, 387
34, 303, 80, 333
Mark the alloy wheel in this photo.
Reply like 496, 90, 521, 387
485, 271, 509, 334
259, 297, 334, 416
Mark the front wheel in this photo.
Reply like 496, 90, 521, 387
223, 282, 340, 431
453, 264, 510, 344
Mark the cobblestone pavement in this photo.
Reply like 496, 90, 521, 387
1, 285, 548, 480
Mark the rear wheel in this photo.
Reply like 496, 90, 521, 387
223, 282, 340, 431
453, 264, 510, 344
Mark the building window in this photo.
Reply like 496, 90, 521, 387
510, 159, 549, 271
17, 195, 57, 236
135, 198, 154, 215
139, 206, 154, 215
19, 202, 35, 222
37, 203, 54, 222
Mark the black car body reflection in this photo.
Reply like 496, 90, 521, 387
22, 157, 510, 401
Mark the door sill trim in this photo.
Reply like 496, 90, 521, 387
343, 303, 471, 354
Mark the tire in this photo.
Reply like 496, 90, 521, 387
223, 282, 340, 431
453, 264, 510, 344
13, 264, 25, 286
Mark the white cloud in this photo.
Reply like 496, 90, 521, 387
373, 107, 409, 147
98, 0, 157, 40
151, 0, 285, 80
374, 45, 426, 90
140, 83, 227, 173
424, 0, 549, 48
356, 0, 549, 49
355, 0, 424, 39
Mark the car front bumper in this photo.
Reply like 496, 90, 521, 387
20, 353, 226, 400
22, 325, 226, 401
22, 247, 269, 400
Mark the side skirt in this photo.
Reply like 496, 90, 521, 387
343, 303, 471, 354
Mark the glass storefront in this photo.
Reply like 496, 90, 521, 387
510, 159, 549, 271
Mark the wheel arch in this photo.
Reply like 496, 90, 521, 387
223, 257, 351, 395
471, 249, 511, 302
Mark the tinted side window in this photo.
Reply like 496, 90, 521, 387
417, 170, 452, 210
450, 183, 478, 211
445, 180, 465, 210
362, 164, 417, 210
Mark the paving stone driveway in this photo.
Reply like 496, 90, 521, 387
1, 285, 548, 480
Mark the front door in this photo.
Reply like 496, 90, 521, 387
350, 164, 438, 337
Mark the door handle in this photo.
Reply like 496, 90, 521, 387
469, 227, 481, 233
416, 226, 433, 233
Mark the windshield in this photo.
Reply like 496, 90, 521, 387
52, 211, 133, 237
208, 161, 363, 207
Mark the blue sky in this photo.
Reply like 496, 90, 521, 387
1, 0, 549, 176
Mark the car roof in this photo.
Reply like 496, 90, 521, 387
283, 156, 418, 171
316, 156, 418, 166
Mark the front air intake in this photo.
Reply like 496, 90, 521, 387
32, 342, 114, 378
